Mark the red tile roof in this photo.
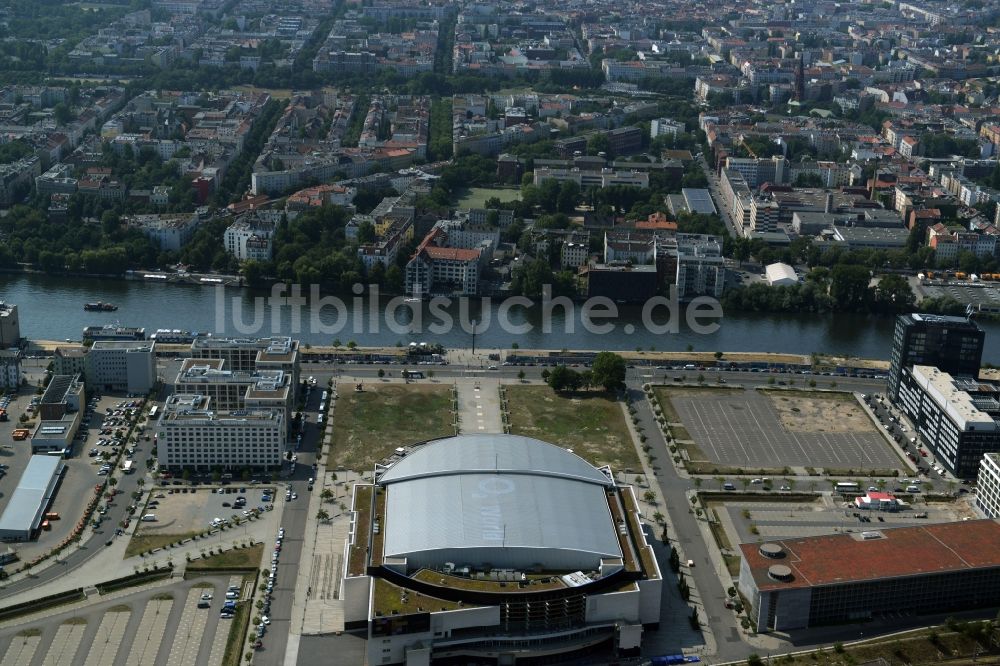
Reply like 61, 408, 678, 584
740, 519, 1000, 591
423, 246, 480, 261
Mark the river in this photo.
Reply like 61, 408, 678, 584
4, 273, 1000, 362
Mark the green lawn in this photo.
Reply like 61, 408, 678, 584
454, 186, 521, 209
124, 530, 203, 558
190, 543, 264, 570
331, 384, 455, 470
505, 386, 639, 472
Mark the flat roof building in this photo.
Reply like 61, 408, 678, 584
680, 188, 718, 215
189, 336, 299, 387
897, 365, 1000, 478
343, 434, 662, 665
86, 340, 157, 395
155, 394, 285, 471
174, 359, 293, 434
739, 520, 1000, 631
888, 313, 984, 403
0, 456, 65, 541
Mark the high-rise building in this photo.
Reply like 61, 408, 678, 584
887, 313, 984, 402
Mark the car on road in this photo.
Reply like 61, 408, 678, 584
201, 592, 213, 600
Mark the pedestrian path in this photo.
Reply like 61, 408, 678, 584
125, 599, 172, 666
3, 633, 40, 666
456, 379, 502, 433
167, 588, 208, 666
84, 611, 130, 666
41, 620, 87, 666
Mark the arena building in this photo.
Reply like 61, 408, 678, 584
341, 434, 663, 665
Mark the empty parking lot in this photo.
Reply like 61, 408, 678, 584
666, 388, 901, 470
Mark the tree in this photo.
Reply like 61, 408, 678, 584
321, 488, 334, 502
591, 352, 626, 392
517, 369, 526, 382
546, 365, 581, 392
830, 264, 872, 311
316, 509, 330, 521
587, 132, 611, 158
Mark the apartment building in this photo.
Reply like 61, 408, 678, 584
155, 394, 285, 471
224, 214, 277, 262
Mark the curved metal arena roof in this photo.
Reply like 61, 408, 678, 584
379, 435, 622, 572
378, 434, 613, 486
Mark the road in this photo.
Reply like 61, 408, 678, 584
699, 154, 743, 238
252, 382, 322, 666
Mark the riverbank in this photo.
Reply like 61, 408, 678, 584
25, 339, 890, 372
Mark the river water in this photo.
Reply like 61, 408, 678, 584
4, 273, 1000, 363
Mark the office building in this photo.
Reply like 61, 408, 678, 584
155, 394, 284, 471
0, 302, 20, 347
343, 434, 662, 665
189, 336, 299, 378
85, 340, 157, 394
897, 366, 1000, 478
31, 374, 85, 455
888, 313, 984, 402
586, 263, 659, 302
977, 453, 1000, 519
739, 520, 1000, 631
174, 359, 293, 433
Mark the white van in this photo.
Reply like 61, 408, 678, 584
141, 513, 157, 522
906, 485, 920, 493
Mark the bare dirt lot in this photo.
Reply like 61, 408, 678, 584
764, 390, 876, 433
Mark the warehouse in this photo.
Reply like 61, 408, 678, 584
739, 520, 1000, 631
0, 456, 65, 541
342, 434, 663, 665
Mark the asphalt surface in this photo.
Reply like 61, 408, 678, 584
251, 383, 322, 666
0, 397, 156, 599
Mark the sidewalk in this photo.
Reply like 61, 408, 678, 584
456, 378, 503, 434
621, 401, 716, 658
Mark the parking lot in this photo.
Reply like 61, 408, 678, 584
668, 388, 902, 470
134, 486, 280, 539
918, 281, 1000, 312
0, 575, 241, 666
